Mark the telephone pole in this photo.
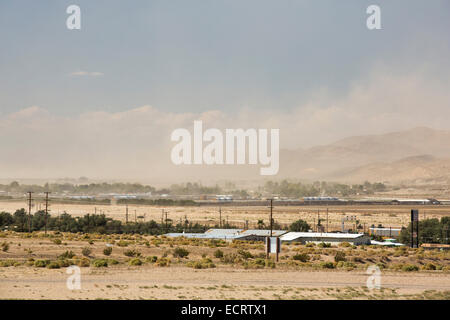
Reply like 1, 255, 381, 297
27, 192, 33, 233
44, 192, 50, 235
269, 199, 273, 237
165, 212, 168, 231
125, 204, 129, 224
219, 206, 222, 228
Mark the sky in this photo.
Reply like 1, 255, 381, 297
0, 0, 449, 181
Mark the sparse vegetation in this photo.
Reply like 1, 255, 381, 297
103, 247, 113, 256
82, 247, 92, 257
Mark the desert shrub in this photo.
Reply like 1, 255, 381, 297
402, 264, 419, 272
265, 260, 276, 269
422, 263, 436, 271
237, 249, 253, 259
221, 253, 242, 264
123, 249, 141, 257
0, 260, 20, 267
187, 258, 216, 269
1, 242, 9, 252
46, 261, 61, 269
52, 239, 62, 245
34, 259, 50, 268
339, 242, 351, 248
58, 250, 75, 259
75, 258, 90, 267
320, 262, 335, 269
116, 240, 129, 247
59, 259, 74, 267
156, 257, 170, 267
108, 259, 119, 265
93, 259, 108, 267
145, 256, 158, 263
103, 247, 112, 256
336, 261, 356, 269
129, 258, 143, 266
292, 253, 310, 262
376, 262, 386, 269
214, 249, 224, 259
81, 247, 92, 257
305, 243, 315, 247
173, 247, 189, 258
334, 251, 346, 262
318, 242, 332, 248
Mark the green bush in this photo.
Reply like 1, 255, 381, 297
129, 258, 143, 266
145, 256, 158, 263
0, 260, 20, 267
237, 249, 253, 259
34, 259, 50, 268
103, 247, 113, 256
320, 262, 335, 269
318, 242, 332, 248
46, 261, 61, 269
339, 242, 351, 248
93, 259, 108, 267
187, 258, 215, 269
173, 247, 190, 258
292, 253, 310, 262
82, 247, 92, 257
402, 264, 419, 272
214, 249, 224, 258
108, 259, 119, 265
58, 250, 75, 259
116, 240, 129, 247
52, 239, 62, 245
124, 249, 141, 257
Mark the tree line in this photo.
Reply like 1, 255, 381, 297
0, 209, 207, 235
399, 217, 450, 245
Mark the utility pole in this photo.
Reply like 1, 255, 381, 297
27, 192, 33, 233
44, 192, 50, 235
165, 212, 168, 231
125, 204, 129, 224
134, 210, 137, 223
317, 209, 320, 232
326, 208, 329, 233
219, 206, 222, 228
269, 199, 273, 237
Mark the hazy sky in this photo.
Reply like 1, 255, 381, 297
0, 1, 449, 180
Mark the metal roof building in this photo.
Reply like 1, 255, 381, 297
280, 232, 370, 245
164, 229, 287, 241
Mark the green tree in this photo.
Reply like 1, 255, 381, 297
289, 219, 311, 232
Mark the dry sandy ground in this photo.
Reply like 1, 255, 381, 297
1, 200, 450, 229
1, 266, 449, 300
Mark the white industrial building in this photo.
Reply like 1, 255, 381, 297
280, 232, 371, 245
165, 228, 287, 241
369, 227, 402, 237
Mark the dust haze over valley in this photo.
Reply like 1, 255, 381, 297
1, 67, 450, 185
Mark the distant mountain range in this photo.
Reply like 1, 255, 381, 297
279, 127, 450, 184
